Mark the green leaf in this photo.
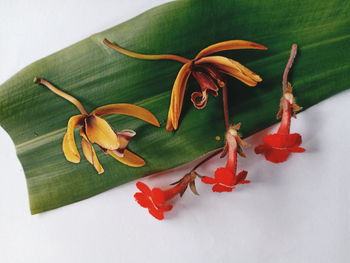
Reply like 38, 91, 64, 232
0, 0, 349, 214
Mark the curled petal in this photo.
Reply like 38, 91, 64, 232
62, 115, 84, 163
195, 56, 261, 86
195, 40, 267, 59
84, 115, 119, 150
108, 149, 145, 167
92, 104, 160, 127
191, 91, 208, 109
166, 62, 192, 131
81, 134, 104, 174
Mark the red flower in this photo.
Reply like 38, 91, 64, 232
201, 124, 250, 192
134, 173, 197, 220
255, 85, 305, 163
134, 182, 173, 220
255, 44, 305, 163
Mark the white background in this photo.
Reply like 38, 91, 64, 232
0, 1, 349, 262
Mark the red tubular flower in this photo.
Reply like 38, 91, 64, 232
134, 173, 197, 220
201, 124, 250, 192
255, 44, 305, 163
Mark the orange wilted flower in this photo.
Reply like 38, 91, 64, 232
34, 78, 160, 174
103, 39, 267, 131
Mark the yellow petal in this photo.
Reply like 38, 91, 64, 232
167, 62, 192, 131
80, 131, 104, 174
62, 115, 84, 163
108, 149, 146, 167
84, 115, 119, 150
195, 56, 261, 86
195, 40, 268, 59
92, 103, 160, 127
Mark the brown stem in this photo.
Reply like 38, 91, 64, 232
34, 77, 88, 115
190, 148, 223, 173
282, 44, 298, 92
103, 39, 191, 64
222, 84, 230, 130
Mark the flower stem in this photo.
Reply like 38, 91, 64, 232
103, 39, 191, 64
190, 148, 223, 173
222, 84, 230, 130
34, 77, 88, 115
282, 44, 298, 92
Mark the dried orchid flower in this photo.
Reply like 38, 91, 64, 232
255, 44, 305, 163
103, 39, 267, 131
201, 124, 250, 192
34, 78, 160, 174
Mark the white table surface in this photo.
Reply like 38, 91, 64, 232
0, 1, 349, 262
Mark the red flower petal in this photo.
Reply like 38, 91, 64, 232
264, 133, 302, 148
289, 146, 306, 153
134, 192, 153, 208
136, 181, 152, 195
215, 167, 236, 186
265, 148, 290, 163
236, 170, 249, 184
152, 188, 166, 206
201, 176, 217, 185
254, 144, 268, 154
212, 184, 234, 192
160, 205, 173, 212
148, 207, 165, 220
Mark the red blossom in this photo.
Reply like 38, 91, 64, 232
134, 173, 196, 220
201, 124, 250, 192
255, 86, 305, 163
134, 182, 173, 220
202, 168, 249, 192
255, 44, 305, 163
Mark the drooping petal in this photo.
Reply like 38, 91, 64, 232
215, 167, 236, 186
264, 133, 302, 148
195, 56, 261, 86
201, 176, 217, 184
92, 104, 160, 127
289, 146, 306, 153
108, 149, 145, 167
236, 170, 250, 184
265, 148, 290, 163
80, 129, 104, 174
195, 40, 268, 59
84, 115, 119, 150
148, 207, 165, 220
166, 62, 192, 131
62, 115, 84, 163
212, 184, 234, 192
